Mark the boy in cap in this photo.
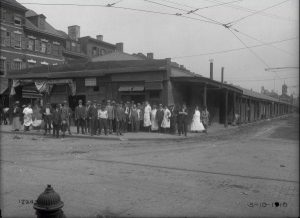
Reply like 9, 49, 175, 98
88, 100, 98, 136
52, 104, 62, 138
85, 100, 91, 133
115, 102, 125, 136
61, 100, 72, 135
41, 102, 52, 135
75, 99, 86, 134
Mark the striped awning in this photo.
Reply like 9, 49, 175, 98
22, 85, 43, 98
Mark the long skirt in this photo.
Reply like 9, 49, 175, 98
12, 116, 21, 130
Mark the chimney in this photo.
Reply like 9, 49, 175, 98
38, 14, 46, 30
68, 25, 80, 41
96, 35, 103, 41
147, 53, 153, 59
221, 67, 224, 83
209, 59, 214, 80
115, 42, 123, 52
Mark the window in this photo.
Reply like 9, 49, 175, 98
0, 59, 5, 76
14, 33, 21, 48
13, 61, 22, 70
27, 39, 34, 51
14, 16, 22, 26
1, 9, 6, 21
5, 32, 10, 46
1, 30, 5, 46
52, 44, 60, 56
40, 42, 46, 53
92, 47, 97, 56
28, 62, 35, 68
6, 61, 10, 71
46, 42, 52, 54
35, 40, 40, 51
100, 49, 106, 55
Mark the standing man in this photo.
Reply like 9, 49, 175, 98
169, 105, 177, 134
202, 107, 210, 134
106, 100, 114, 134
12, 101, 22, 131
41, 102, 52, 135
61, 100, 72, 135
115, 102, 125, 136
75, 99, 86, 134
124, 101, 130, 132
98, 104, 108, 135
156, 104, 164, 133
88, 100, 98, 136
52, 104, 62, 138
85, 100, 91, 134
178, 104, 188, 136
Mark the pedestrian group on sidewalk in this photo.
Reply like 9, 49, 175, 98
10, 99, 210, 138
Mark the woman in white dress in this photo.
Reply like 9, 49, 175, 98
191, 106, 205, 132
23, 104, 33, 131
161, 105, 171, 133
150, 105, 158, 131
143, 101, 152, 132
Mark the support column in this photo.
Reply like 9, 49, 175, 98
203, 83, 207, 108
233, 92, 236, 123
224, 90, 228, 127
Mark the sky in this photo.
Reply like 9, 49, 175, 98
19, 0, 299, 96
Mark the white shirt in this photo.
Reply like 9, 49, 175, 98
98, 110, 108, 119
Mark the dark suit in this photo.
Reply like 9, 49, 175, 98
52, 109, 61, 138
87, 105, 98, 135
75, 105, 86, 134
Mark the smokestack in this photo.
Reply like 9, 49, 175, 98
221, 67, 224, 83
209, 59, 214, 80
115, 42, 123, 52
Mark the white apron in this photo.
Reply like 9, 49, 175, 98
143, 105, 152, 127
161, 108, 171, 128
23, 107, 33, 127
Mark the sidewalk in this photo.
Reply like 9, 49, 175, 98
1, 115, 290, 141
0, 122, 235, 141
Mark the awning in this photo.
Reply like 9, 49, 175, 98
22, 85, 43, 98
118, 86, 144, 92
0, 78, 8, 94
118, 86, 132, 92
145, 82, 163, 90
132, 86, 144, 91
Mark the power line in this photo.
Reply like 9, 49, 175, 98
144, 0, 224, 26
233, 28, 296, 56
265, 67, 299, 71
20, 2, 222, 25
228, 76, 298, 82
171, 37, 297, 59
226, 0, 291, 26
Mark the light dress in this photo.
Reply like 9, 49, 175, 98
143, 104, 152, 127
150, 109, 158, 131
191, 110, 205, 131
161, 108, 171, 128
23, 107, 33, 127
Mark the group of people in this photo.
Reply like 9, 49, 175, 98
10, 99, 210, 138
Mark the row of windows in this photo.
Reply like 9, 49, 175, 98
1, 9, 24, 26
92, 47, 107, 56
1, 30, 62, 56
0, 58, 58, 76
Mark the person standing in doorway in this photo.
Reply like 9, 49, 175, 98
23, 104, 33, 132
12, 101, 22, 131
41, 102, 52, 135
75, 99, 86, 134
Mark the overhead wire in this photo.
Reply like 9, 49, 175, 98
232, 28, 296, 56
20, 2, 222, 25
171, 37, 298, 59
226, 0, 291, 26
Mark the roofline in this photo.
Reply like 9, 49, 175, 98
79, 36, 116, 48
1, 1, 28, 12
24, 25, 66, 40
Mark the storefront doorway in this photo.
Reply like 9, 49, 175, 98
121, 94, 145, 104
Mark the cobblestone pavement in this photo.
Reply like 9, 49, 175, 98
1, 114, 299, 217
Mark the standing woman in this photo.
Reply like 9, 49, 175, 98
143, 101, 152, 132
161, 105, 171, 133
12, 101, 22, 131
150, 105, 158, 132
32, 100, 43, 130
23, 104, 33, 131
191, 106, 205, 133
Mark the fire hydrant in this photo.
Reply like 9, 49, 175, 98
33, 184, 66, 218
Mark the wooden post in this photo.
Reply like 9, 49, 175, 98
203, 83, 207, 108
233, 92, 236, 124
224, 90, 228, 127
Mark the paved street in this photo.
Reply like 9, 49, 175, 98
1, 114, 299, 218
